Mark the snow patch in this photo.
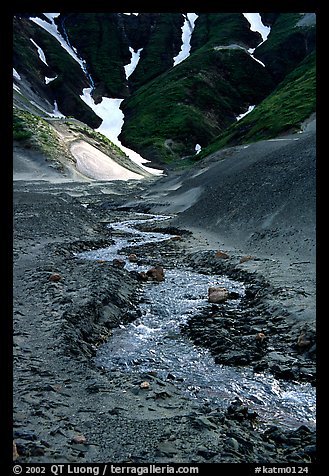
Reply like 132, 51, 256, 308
243, 13, 271, 43
124, 47, 143, 79
236, 105, 255, 121
13, 68, 21, 80
30, 38, 49, 65
173, 13, 198, 66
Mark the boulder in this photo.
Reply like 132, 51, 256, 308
215, 250, 229, 259
170, 235, 182, 241
146, 266, 165, 282
208, 287, 229, 303
48, 273, 62, 282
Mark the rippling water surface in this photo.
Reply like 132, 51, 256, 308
79, 214, 316, 430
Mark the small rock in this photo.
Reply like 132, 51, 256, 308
208, 287, 229, 303
215, 250, 229, 259
297, 333, 311, 350
197, 446, 217, 459
239, 255, 254, 263
255, 332, 266, 345
146, 266, 165, 282
137, 271, 148, 281
166, 372, 176, 380
227, 437, 239, 451
156, 441, 177, 456
71, 435, 87, 444
48, 273, 62, 282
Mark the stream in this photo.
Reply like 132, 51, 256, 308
79, 213, 316, 431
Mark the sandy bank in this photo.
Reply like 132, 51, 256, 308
70, 140, 144, 181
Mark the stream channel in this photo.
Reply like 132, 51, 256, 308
79, 213, 316, 431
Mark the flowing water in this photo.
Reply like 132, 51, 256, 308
79, 213, 316, 430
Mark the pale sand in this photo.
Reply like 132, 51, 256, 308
70, 140, 143, 181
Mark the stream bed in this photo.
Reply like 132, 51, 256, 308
79, 213, 316, 431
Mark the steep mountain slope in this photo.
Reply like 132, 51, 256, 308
13, 16, 101, 128
13, 12, 316, 169
255, 13, 316, 82
119, 46, 275, 164
197, 50, 316, 157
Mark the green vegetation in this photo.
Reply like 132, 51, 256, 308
13, 13, 316, 169
254, 13, 316, 82
64, 121, 128, 159
59, 13, 129, 97
13, 113, 33, 141
13, 109, 62, 159
128, 13, 183, 91
120, 46, 275, 163
190, 13, 261, 51
197, 51, 316, 158
13, 17, 101, 129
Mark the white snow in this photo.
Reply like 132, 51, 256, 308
243, 13, 271, 43
13, 68, 21, 80
242, 13, 270, 67
236, 105, 255, 121
173, 13, 198, 66
45, 76, 57, 84
52, 100, 65, 118
195, 144, 201, 154
81, 89, 163, 176
30, 14, 87, 75
124, 47, 143, 79
28, 99, 65, 118
70, 140, 144, 181
30, 13, 162, 176
248, 52, 266, 67
30, 38, 49, 65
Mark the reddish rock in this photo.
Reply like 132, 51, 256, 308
128, 254, 138, 262
48, 273, 62, 282
146, 266, 165, 282
255, 332, 266, 345
170, 235, 182, 241
297, 333, 311, 350
215, 250, 229, 259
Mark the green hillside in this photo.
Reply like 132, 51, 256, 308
197, 51, 316, 158
120, 46, 275, 164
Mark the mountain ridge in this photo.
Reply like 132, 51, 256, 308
13, 12, 316, 172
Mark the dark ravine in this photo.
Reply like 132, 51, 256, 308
13, 175, 316, 465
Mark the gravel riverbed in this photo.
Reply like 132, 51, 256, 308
12, 174, 316, 466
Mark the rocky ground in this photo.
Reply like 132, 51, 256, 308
12, 180, 316, 467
